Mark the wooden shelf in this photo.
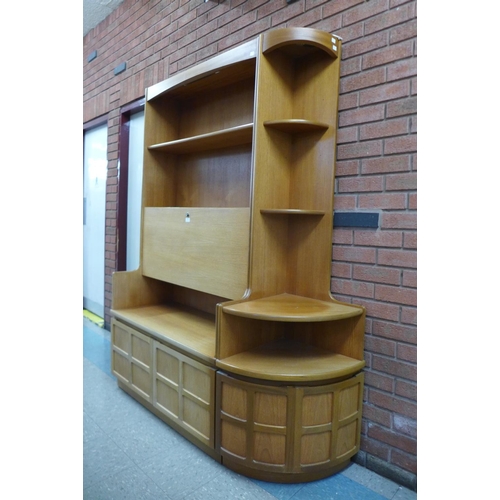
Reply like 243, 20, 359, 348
147, 39, 258, 101
262, 27, 339, 59
216, 340, 365, 382
260, 209, 325, 216
111, 304, 216, 365
222, 293, 363, 322
264, 119, 329, 134
148, 123, 253, 154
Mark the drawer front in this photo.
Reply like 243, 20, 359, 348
153, 340, 216, 448
111, 319, 153, 402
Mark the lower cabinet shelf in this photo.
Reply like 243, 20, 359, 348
216, 340, 365, 382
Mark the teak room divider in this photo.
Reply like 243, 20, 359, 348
111, 27, 366, 483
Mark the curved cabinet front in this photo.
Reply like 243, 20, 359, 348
216, 370, 364, 483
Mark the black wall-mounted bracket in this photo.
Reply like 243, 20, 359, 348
333, 212, 380, 228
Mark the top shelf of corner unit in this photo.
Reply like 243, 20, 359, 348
148, 123, 253, 154
262, 27, 340, 59
222, 293, 363, 322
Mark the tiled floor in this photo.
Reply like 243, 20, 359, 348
83, 318, 417, 499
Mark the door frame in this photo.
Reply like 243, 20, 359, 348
117, 98, 145, 271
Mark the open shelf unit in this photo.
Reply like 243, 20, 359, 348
111, 27, 365, 483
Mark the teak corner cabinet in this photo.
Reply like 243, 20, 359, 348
111, 27, 366, 483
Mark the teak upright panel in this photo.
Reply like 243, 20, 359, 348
111, 28, 366, 483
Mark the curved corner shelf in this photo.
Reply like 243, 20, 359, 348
260, 209, 325, 216
222, 293, 363, 322
216, 340, 365, 382
262, 27, 339, 59
264, 119, 329, 134
148, 123, 253, 154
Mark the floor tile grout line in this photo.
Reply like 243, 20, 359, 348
341, 465, 403, 499
287, 485, 305, 500
85, 379, 186, 479
83, 462, 138, 493
390, 486, 406, 500
132, 460, 177, 500
84, 371, 176, 498
83, 356, 115, 378
177, 468, 243, 500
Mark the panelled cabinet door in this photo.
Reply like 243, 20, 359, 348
153, 340, 216, 448
217, 372, 292, 474
111, 319, 153, 402
216, 371, 364, 480
295, 373, 364, 472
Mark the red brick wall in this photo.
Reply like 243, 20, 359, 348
83, 0, 417, 489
